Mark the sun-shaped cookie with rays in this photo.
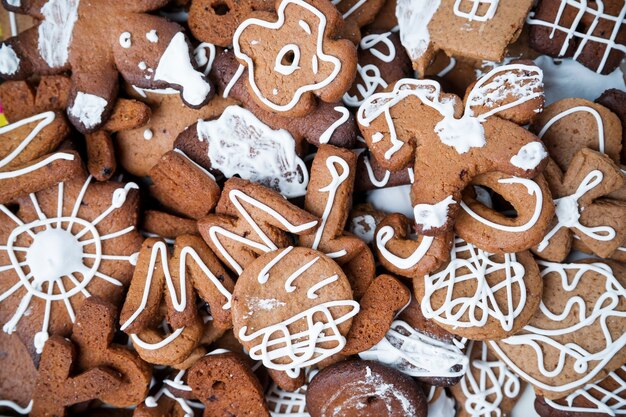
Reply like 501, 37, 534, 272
0, 171, 143, 356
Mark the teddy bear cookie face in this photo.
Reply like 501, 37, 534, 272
231, 246, 359, 377
0, 174, 142, 355
490, 260, 626, 400
233, 0, 357, 115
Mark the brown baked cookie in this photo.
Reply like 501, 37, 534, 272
344, 30, 412, 107
367, 0, 397, 31
149, 150, 222, 219
358, 63, 547, 236
197, 178, 319, 275
0, 0, 213, 132
0, 76, 71, 122
31, 335, 121, 417
0, 172, 142, 357
450, 341, 524, 417
532, 148, 626, 262
348, 203, 385, 245
489, 260, 626, 400
120, 236, 234, 366
187, 352, 270, 417
306, 359, 428, 417
395, 0, 533, 76
354, 148, 413, 192
456, 171, 556, 253
374, 213, 453, 279
534, 365, 626, 417
142, 210, 199, 241
527, 0, 626, 75
415, 236, 542, 340
532, 98, 623, 171
341, 274, 410, 355
358, 296, 468, 388
232, 247, 359, 378
211, 50, 357, 148
71, 298, 152, 407
597, 88, 626, 162
300, 144, 375, 298
174, 105, 309, 198
0, 332, 37, 415
332, 0, 386, 43
232, 0, 357, 117
189, 0, 274, 47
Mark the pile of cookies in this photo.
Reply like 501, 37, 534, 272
0, 0, 625, 416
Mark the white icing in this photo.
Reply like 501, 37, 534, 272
38, 0, 79, 68
537, 105, 605, 154
489, 261, 626, 395
233, 0, 343, 112
138, 61, 147, 70
331, 0, 367, 19
376, 225, 435, 270
68, 92, 108, 129
119, 32, 131, 48
193, 42, 216, 76
428, 389, 456, 417
223, 64, 244, 99
0, 44, 20, 75
422, 237, 527, 332
318, 106, 350, 144
274, 44, 301, 76
510, 142, 548, 170
1, 177, 138, 353
527, 2, 626, 74
154, 32, 211, 107
143, 128, 153, 140
534, 56, 626, 106
146, 29, 158, 43
350, 215, 377, 244
196, 105, 308, 197
413, 196, 455, 231
537, 170, 615, 251
461, 341, 521, 417
434, 113, 485, 154
453, 0, 499, 22
396, 0, 440, 61
359, 320, 468, 378
0, 400, 33, 415
266, 368, 317, 417
460, 177, 544, 233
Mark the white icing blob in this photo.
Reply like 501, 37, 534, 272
68, 92, 107, 129
154, 32, 211, 107
413, 195, 455, 231
27, 228, 84, 285
534, 56, 626, 106
350, 215, 377, 244
434, 113, 486, 154
396, 0, 440, 61
0, 44, 19, 75
196, 105, 308, 197
510, 142, 548, 170
119, 31, 131, 48
143, 128, 153, 140
138, 61, 147, 70
38, 0, 79, 68
146, 29, 159, 43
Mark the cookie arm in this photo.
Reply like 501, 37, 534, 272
0, 27, 61, 80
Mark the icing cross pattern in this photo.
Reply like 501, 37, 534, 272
357, 64, 546, 235
453, 0, 500, 22
0, 176, 139, 353
421, 237, 527, 332
526, 0, 626, 74
238, 247, 359, 377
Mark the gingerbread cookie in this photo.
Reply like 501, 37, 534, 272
212, 50, 357, 148
306, 359, 428, 417
489, 260, 626, 399
300, 144, 375, 298
232, 0, 357, 116
415, 236, 542, 340
395, 0, 533, 75
266, 367, 317, 417
343, 30, 412, 107
450, 340, 523, 417
0, 0, 213, 132
0, 172, 142, 356
197, 178, 319, 275
174, 105, 309, 198
533, 148, 626, 262
231, 247, 359, 377
358, 63, 547, 236
120, 236, 234, 365
354, 149, 413, 192
0, 332, 37, 415
597, 88, 626, 162
332, 0, 386, 43
535, 365, 626, 417
456, 171, 555, 253
142, 211, 199, 242
527, 0, 626, 74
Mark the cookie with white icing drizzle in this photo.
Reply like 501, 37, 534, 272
415, 236, 543, 340
232, 0, 357, 117
306, 359, 428, 417
0, 172, 142, 357
231, 246, 359, 379
489, 259, 626, 400
332, 0, 386, 43
0, 0, 213, 132
357, 63, 547, 236
0, 332, 37, 416
532, 148, 626, 262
